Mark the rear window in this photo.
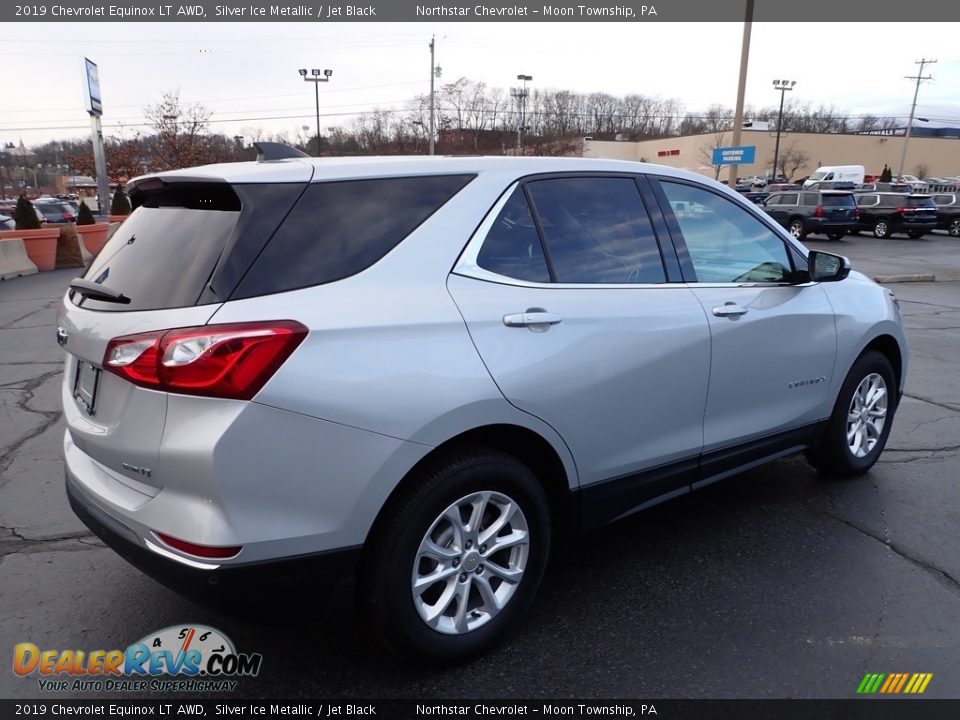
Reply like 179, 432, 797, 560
233, 175, 474, 299
821, 194, 855, 207
907, 196, 936, 208
76, 204, 240, 312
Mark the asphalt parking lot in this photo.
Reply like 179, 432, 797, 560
1, 231, 959, 700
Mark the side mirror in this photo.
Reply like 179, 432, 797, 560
808, 250, 851, 282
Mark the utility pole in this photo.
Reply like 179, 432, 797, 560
771, 80, 796, 184
429, 36, 441, 156
727, 0, 754, 186
897, 58, 935, 179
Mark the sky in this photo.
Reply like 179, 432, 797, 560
2, 21, 959, 149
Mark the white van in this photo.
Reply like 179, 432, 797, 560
803, 165, 865, 188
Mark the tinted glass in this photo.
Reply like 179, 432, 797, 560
801, 193, 818, 205
822, 194, 856, 207
476, 187, 550, 282
933, 195, 954, 206
780, 193, 799, 205
235, 175, 474, 298
907, 196, 936, 208
526, 177, 665, 284
857, 194, 878, 206
76, 204, 239, 312
764, 195, 781, 206
660, 181, 791, 284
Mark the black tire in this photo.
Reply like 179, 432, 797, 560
873, 220, 890, 239
826, 232, 844, 240
907, 230, 925, 239
949, 218, 960, 238
789, 218, 806, 240
361, 446, 551, 663
806, 350, 898, 478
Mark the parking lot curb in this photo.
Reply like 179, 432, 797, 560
872, 274, 936, 283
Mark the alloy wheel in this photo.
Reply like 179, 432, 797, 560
411, 491, 529, 635
846, 373, 888, 458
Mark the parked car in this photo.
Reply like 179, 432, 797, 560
0, 213, 14, 230
932, 193, 960, 237
60, 151, 907, 661
895, 175, 927, 192
856, 182, 912, 194
855, 192, 938, 238
761, 189, 859, 239
765, 183, 802, 193
34, 202, 76, 224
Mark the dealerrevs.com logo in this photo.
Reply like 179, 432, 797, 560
13, 625, 262, 693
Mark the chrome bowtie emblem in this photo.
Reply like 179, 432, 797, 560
56, 326, 69, 347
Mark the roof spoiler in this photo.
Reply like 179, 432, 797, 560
253, 142, 309, 162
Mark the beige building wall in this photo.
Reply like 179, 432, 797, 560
584, 131, 960, 181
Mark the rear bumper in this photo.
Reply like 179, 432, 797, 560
807, 218, 858, 234
67, 472, 361, 605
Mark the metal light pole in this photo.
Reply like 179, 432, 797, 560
771, 79, 795, 183
511, 74, 533, 153
897, 58, 935, 180
299, 68, 333, 157
727, 0, 753, 187
428, 36, 442, 156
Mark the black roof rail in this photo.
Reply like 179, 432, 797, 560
252, 142, 309, 162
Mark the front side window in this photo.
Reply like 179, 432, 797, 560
660, 181, 792, 284
476, 187, 550, 283
526, 177, 666, 284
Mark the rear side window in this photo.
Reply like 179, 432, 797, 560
857, 194, 879, 207
780, 193, 799, 205
476, 188, 550, 283
234, 175, 473, 298
822, 194, 856, 207
933, 194, 954, 206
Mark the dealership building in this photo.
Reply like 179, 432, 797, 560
583, 126, 960, 180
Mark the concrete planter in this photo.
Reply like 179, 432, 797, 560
0, 226, 60, 271
76, 222, 111, 255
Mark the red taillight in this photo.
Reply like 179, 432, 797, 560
103, 320, 307, 400
64, 214, 75, 221
896, 207, 910, 213
855, 208, 860, 218
154, 531, 241, 559
815, 206, 824, 217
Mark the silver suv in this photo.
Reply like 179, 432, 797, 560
60, 148, 907, 661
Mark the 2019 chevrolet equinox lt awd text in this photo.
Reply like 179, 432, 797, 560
60, 146, 907, 661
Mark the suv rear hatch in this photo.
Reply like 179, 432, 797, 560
59, 174, 309, 492
819, 191, 857, 221
900, 195, 937, 224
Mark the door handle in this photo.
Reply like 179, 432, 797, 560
712, 303, 749, 318
503, 311, 563, 328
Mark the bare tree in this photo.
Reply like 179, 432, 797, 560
144, 91, 213, 170
699, 131, 727, 180
913, 163, 929, 180
776, 142, 811, 181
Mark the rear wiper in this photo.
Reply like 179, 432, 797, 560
69, 279, 132, 305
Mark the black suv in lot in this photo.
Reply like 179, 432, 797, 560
932, 193, 960, 237
761, 189, 858, 239
854, 193, 938, 239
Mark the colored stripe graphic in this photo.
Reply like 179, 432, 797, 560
858, 672, 933, 694
893, 673, 910, 693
